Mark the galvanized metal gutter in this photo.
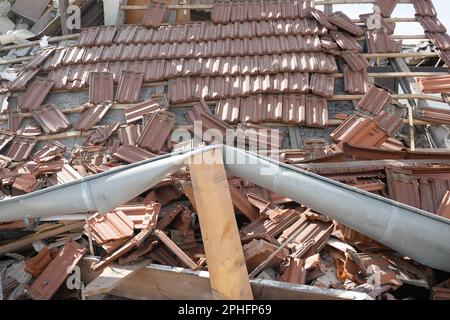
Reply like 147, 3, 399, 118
222, 146, 450, 272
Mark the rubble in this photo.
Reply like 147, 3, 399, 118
0, 0, 449, 301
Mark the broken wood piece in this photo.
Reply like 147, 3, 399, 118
0, 221, 84, 255
83, 259, 151, 298
154, 229, 197, 270
189, 148, 254, 300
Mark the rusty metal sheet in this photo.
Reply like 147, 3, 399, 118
142, 2, 167, 28
74, 102, 112, 131
31, 104, 71, 134
11, 0, 51, 22
18, 78, 55, 112
28, 240, 86, 300
357, 85, 392, 115
115, 71, 144, 104
6, 136, 37, 162
89, 72, 114, 104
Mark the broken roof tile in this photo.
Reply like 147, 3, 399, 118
113, 145, 156, 163
31, 104, 71, 134
137, 110, 176, 153
375, 111, 403, 135
74, 102, 112, 131
357, 85, 392, 115
86, 211, 134, 244
118, 124, 142, 145
343, 65, 368, 94
6, 136, 37, 162
89, 72, 114, 104
115, 71, 144, 104
125, 95, 169, 124
412, 0, 437, 17
8, 111, 23, 132
310, 74, 335, 98
341, 51, 370, 71
330, 31, 362, 52
28, 240, 86, 300
366, 30, 402, 53
21, 125, 42, 137
142, 2, 167, 28
0, 92, 10, 114
26, 48, 56, 70
83, 122, 120, 146
0, 130, 14, 152
8, 69, 40, 91
31, 141, 67, 163
328, 11, 365, 37
375, 0, 398, 18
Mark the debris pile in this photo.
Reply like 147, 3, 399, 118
0, 0, 449, 300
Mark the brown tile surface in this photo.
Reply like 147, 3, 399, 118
0, 92, 10, 114
357, 85, 392, 115
310, 74, 335, 98
375, 0, 398, 18
115, 71, 144, 104
26, 48, 56, 70
417, 75, 450, 93
74, 102, 112, 131
31, 141, 66, 163
124, 96, 169, 124
330, 31, 362, 52
6, 136, 37, 161
341, 51, 370, 71
89, 72, 114, 104
86, 211, 134, 244
0, 130, 14, 153
137, 110, 176, 153
8, 111, 23, 132
142, 2, 167, 28
25, 247, 57, 277
366, 30, 402, 53
83, 122, 120, 146
328, 11, 365, 37
77, 27, 100, 46
18, 78, 55, 112
343, 65, 368, 94
31, 104, 71, 134
412, 0, 437, 17
416, 15, 447, 33
8, 69, 40, 91
28, 240, 87, 300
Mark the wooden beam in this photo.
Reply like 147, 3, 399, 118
83, 259, 151, 298
0, 221, 84, 255
188, 149, 254, 300
59, 0, 69, 36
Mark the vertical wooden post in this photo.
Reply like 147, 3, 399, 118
188, 149, 254, 300
59, 0, 69, 35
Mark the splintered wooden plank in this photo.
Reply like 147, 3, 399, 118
83, 259, 151, 297
188, 149, 254, 300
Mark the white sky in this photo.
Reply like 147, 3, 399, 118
316, 0, 450, 42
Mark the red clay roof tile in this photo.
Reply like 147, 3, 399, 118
17, 77, 54, 112
343, 65, 369, 94
113, 145, 157, 163
89, 72, 114, 104
137, 110, 176, 153
357, 85, 392, 115
142, 2, 167, 28
6, 136, 37, 161
74, 102, 112, 131
31, 104, 71, 134
115, 71, 144, 104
